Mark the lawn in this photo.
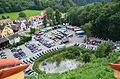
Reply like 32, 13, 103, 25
0, 10, 42, 20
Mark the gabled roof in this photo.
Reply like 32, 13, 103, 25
7, 33, 20, 40
29, 16, 44, 20
11, 24, 20, 30
0, 19, 12, 24
0, 37, 8, 44
17, 17, 26, 20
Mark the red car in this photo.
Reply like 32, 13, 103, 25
71, 26, 79, 30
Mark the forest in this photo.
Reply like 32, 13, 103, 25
66, 0, 120, 41
0, 0, 110, 13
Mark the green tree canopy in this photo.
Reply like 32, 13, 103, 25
19, 12, 26, 18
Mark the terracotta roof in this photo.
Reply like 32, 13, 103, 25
0, 59, 22, 67
118, 57, 120, 61
0, 64, 29, 79
29, 16, 44, 20
17, 17, 25, 20
109, 63, 120, 71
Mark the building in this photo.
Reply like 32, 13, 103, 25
0, 33, 20, 49
28, 16, 44, 26
0, 59, 29, 79
15, 17, 27, 23
11, 22, 30, 32
0, 38, 9, 49
0, 19, 13, 26
11, 24, 20, 31
0, 25, 14, 38
7, 33, 20, 44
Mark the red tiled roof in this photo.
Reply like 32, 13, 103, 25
118, 57, 120, 61
17, 17, 25, 20
29, 16, 44, 20
0, 64, 29, 79
109, 63, 120, 71
0, 59, 22, 67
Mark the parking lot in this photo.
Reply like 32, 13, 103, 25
1, 26, 87, 59
0, 25, 99, 76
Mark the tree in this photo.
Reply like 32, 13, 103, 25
2, 16, 6, 19
81, 22, 92, 38
95, 42, 114, 58
19, 12, 26, 18
30, 28, 35, 34
7, 16, 10, 18
43, 15, 47, 27
55, 9, 62, 24
45, 7, 54, 26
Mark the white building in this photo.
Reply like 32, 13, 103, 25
7, 33, 20, 44
19, 22, 27, 31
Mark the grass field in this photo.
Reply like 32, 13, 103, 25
0, 10, 42, 20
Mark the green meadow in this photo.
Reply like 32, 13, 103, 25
0, 10, 42, 20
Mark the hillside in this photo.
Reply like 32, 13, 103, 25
0, 0, 111, 13
24, 46, 119, 79
72, 0, 111, 6
66, 0, 120, 41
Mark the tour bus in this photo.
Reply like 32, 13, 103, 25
75, 30, 85, 37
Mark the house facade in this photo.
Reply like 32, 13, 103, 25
15, 17, 27, 23
7, 33, 20, 44
28, 16, 44, 27
0, 38, 9, 49
19, 22, 27, 31
0, 25, 14, 38
0, 33, 20, 49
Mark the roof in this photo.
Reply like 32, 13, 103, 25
7, 33, 20, 40
0, 59, 22, 68
118, 57, 120, 61
0, 19, 12, 24
0, 64, 29, 79
0, 37, 8, 44
29, 16, 44, 20
109, 63, 120, 71
17, 17, 25, 20
0, 26, 4, 30
11, 24, 20, 30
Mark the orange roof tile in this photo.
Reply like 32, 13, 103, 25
0, 64, 29, 79
29, 16, 44, 20
0, 59, 22, 67
109, 63, 120, 71
118, 57, 120, 61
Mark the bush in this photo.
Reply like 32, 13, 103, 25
95, 42, 114, 58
